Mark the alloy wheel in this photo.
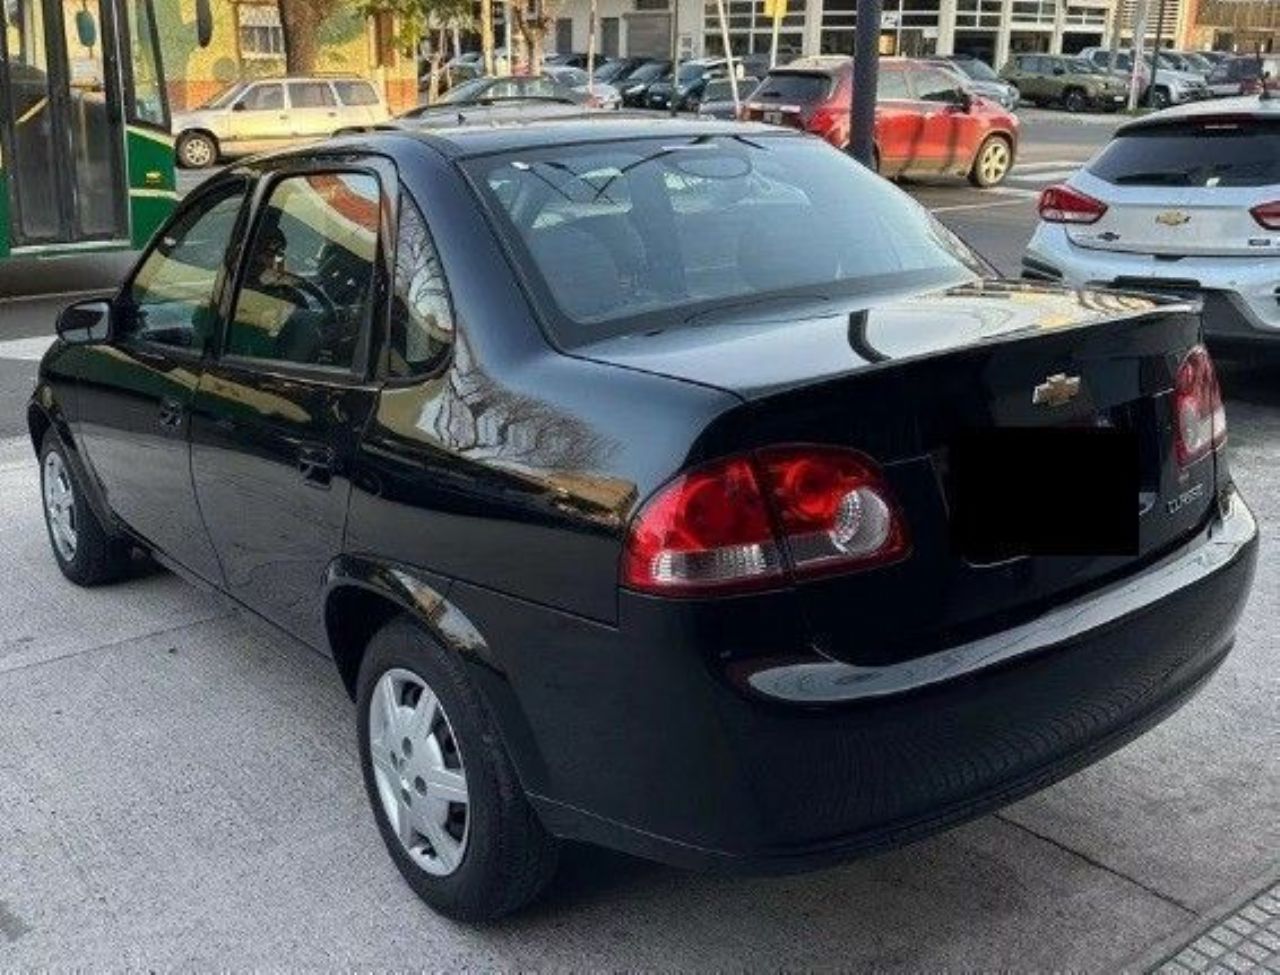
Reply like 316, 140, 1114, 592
181, 135, 214, 168
43, 452, 77, 562
978, 139, 1011, 185
368, 667, 470, 877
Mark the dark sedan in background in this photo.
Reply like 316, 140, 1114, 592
30, 118, 1257, 924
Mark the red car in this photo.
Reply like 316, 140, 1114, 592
741, 56, 1020, 187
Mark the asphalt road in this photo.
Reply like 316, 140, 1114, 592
0, 110, 1276, 967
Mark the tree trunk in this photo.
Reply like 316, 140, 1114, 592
277, 0, 331, 74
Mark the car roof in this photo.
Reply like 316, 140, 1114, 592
1117, 93, 1280, 132
253, 116, 798, 164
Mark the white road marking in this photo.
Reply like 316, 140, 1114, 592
929, 197, 1035, 214
1011, 159, 1082, 172
0, 336, 55, 362
1009, 168, 1079, 183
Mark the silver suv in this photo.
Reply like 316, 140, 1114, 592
172, 77, 390, 169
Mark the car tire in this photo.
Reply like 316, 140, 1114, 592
1063, 88, 1086, 113
39, 431, 133, 586
356, 616, 560, 923
968, 134, 1013, 188
176, 131, 218, 170
1150, 87, 1170, 110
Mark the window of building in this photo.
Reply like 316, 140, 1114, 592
227, 172, 381, 371
238, 3, 285, 60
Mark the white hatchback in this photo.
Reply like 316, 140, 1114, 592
1023, 96, 1280, 347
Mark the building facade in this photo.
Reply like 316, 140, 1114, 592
550, 0, 1232, 70
155, 0, 417, 112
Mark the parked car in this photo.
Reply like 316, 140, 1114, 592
619, 59, 672, 106
1079, 46, 1151, 87
1022, 96, 1280, 349
741, 57, 1020, 187
543, 65, 623, 109
646, 57, 729, 111
696, 75, 758, 119
32, 116, 1256, 923
592, 56, 655, 85
1000, 54, 1128, 112
1175, 51, 1217, 74
171, 76, 390, 169
544, 51, 591, 69
1205, 54, 1280, 97
404, 74, 589, 113
391, 78, 590, 130
935, 54, 1020, 110
1077, 47, 1210, 107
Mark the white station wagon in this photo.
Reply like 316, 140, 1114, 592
1023, 96, 1280, 349
171, 76, 390, 169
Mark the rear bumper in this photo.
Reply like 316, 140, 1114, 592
501, 489, 1258, 874
1023, 225, 1280, 340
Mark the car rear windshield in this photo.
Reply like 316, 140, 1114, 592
1089, 119, 1280, 187
463, 134, 982, 346
751, 71, 834, 104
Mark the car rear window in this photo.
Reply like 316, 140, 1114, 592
334, 80, 380, 105
751, 71, 834, 104
464, 134, 982, 346
1089, 119, 1280, 187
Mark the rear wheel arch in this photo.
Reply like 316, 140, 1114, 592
27, 401, 52, 457
323, 558, 497, 698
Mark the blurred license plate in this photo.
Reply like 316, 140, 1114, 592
764, 110, 783, 124
1112, 95, 1125, 102
950, 427, 1139, 560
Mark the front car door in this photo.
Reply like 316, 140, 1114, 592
223, 81, 288, 154
189, 161, 388, 648
909, 66, 981, 175
73, 179, 251, 582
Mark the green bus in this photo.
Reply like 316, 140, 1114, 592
0, 0, 175, 261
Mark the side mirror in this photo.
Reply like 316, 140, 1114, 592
56, 300, 113, 345
232, 100, 247, 111
954, 88, 974, 111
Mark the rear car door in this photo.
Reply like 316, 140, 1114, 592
286, 81, 342, 141
74, 179, 250, 583
333, 79, 389, 125
189, 160, 389, 648
874, 65, 923, 175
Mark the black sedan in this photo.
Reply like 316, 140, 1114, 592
29, 118, 1257, 922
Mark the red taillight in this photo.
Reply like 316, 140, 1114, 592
622, 447, 909, 595
1174, 344, 1227, 467
1250, 200, 1280, 230
808, 103, 849, 148
1038, 184, 1108, 225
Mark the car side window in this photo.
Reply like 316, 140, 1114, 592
241, 83, 283, 111
389, 195, 454, 378
877, 68, 910, 99
913, 68, 962, 102
289, 82, 337, 108
120, 183, 247, 352
226, 171, 381, 371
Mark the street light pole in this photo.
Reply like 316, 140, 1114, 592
1148, 0, 1168, 107
850, 0, 882, 167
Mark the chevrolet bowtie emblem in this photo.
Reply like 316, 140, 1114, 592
1155, 210, 1191, 226
1032, 373, 1082, 407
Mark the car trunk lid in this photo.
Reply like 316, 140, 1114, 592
583, 280, 1220, 667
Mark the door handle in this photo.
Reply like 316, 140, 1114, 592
298, 444, 335, 489
158, 397, 184, 431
